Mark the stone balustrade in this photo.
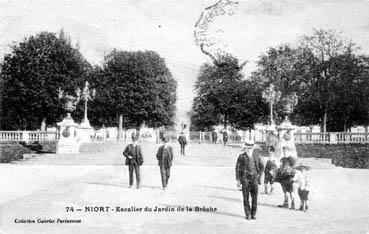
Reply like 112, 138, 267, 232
0, 131, 60, 142
295, 132, 369, 144
1, 130, 369, 145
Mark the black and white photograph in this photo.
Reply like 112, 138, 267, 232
1, 0, 369, 233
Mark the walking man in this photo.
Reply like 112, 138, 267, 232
223, 130, 228, 145
177, 132, 187, 156
212, 130, 218, 144
156, 137, 174, 190
235, 139, 264, 220
123, 134, 143, 189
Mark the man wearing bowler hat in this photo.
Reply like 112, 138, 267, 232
235, 139, 264, 220
156, 136, 174, 190
123, 134, 143, 189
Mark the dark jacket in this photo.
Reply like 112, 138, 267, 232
156, 145, 173, 167
223, 132, 228, 141
178, 136, 187, 145
265, 159, 278, 177
123, 144, 143, 165
235, 152, 264, 185
212, 131, 218, 140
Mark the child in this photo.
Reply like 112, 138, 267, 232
294, 165, 311, 212
264, 146, 278, 194
276, 146, 297, 209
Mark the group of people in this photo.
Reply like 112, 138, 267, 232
123, 134, 173, 190
211, 130, 228, 145
122, 134, 310, 220
235, 140, 311, 220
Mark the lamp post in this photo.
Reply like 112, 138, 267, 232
262, 84, 281, 126
80, 81, 96, 128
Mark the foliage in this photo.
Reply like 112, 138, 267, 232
88, 50, 177, 128
190, 54, 266, 130
0, 31, 91, 130
253, 29, 369, 131
0, 142, 34, 163
228, 80, 268, 130
299, 29, 359, 131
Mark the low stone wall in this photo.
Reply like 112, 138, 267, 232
296, 144, 369, 169
0, 142, 34, 163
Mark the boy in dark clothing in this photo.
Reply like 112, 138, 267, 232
264, 146, 278, 194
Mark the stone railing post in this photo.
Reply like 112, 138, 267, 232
22, 131, 30, 142
329, 132, 337, 144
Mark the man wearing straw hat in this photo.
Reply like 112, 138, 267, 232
235, 139, 264, 220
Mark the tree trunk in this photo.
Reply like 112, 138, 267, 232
118, 114, 123, 140
321, 109, 327, 132
223, 114, 227, 129
40, 117, 47, 131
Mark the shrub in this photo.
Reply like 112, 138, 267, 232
0, 142, 34, 163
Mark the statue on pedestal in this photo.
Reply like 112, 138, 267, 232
276, 92, 299, 159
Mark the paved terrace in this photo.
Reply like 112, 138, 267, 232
0, 142, 368, 234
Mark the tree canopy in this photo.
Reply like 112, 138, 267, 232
190, 54, 267, 131
253, 29, 369, 131
0, 31, 91, 130
88, 50, 177, 128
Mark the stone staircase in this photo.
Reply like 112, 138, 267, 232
15, 141, 336, 169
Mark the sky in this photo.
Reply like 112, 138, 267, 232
1, 0, 369, 125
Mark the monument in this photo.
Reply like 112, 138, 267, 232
79, 81, 96, 142
56, 87, 81, 154
276, 93, 299, 158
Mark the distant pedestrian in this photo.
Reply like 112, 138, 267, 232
294, 165, 311, 212
156, 137, 174, 190
212, 130, 218, 144
223, 130, 228, 146
264, 146, 278, 195
235, 139, 264, 220
177, 132, 187, 156
123, 134, 144, 189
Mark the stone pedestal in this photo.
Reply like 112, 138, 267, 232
56, 116, 80, 154
276, 119, 298, 158
265, 123, 278, 149
79, 118, 94, 143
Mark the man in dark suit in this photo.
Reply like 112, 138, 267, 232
212, 130, 218, 144
123, 134, 143, 189
177, 132, 187, 156
223, 130, 228, 145
156, 137, 174, 190
235, 139, 264, 220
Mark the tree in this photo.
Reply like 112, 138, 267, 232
228, 80, 268, 130
252, 45, 315, 124
300, 29, 357, 131
253, 29, 369, 131
189, 95, 220, 131
326, 54, 369, 131
89, 50, 176, 129
0, 31, 91, 130
192, 54, 244, 129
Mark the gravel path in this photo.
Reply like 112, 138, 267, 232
1, 143, 368, 234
